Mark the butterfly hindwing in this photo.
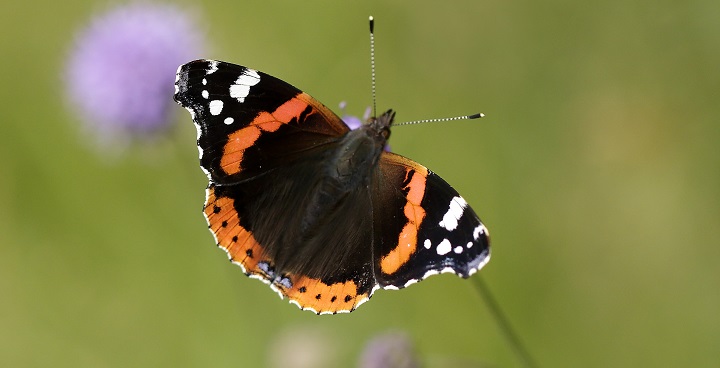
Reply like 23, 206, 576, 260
205, 174, 376, 314
373, 152, 491, 288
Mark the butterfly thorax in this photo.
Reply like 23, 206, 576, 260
273, 110, 393, 275
330, 110, 393, 187
296, 110, 393, 234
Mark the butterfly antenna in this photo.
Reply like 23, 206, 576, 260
369, 16, 377, 118
395, 112, 485, 126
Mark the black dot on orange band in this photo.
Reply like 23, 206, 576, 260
245, 249, 253, 258
232, 235, 238, 242
331, 296, 337, 302
213, 206, 221, 213
315, 294, 322, 300
299, 287, 307, 293
221, 221, 228, 227
344, 295, 352, 303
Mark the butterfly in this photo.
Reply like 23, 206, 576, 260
173, 59, 490, 314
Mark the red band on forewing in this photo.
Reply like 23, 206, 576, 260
380, 170, 427, 275
220, 126, 261, 175
220, 94, 311, 175
271, 96, 309, 126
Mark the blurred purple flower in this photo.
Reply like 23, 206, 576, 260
65, 3, 205, 140
339, 102, 390, 151
359, 332, 419, 368
339, 101, 371, 130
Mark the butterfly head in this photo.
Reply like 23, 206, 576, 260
368, 109, 395, 143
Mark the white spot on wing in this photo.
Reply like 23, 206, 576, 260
468, 252, 491, 276
209, 100, 223, 115
230, 68, 261, 103
248, 273, 271, 285
269, 283, 284, 299
192, 120, 205, 160
439, 196, 468, 231
238, 68, 260, 84
185, 107, 196, 120
422, 269, 439, 279
354, 294, 372, 310
403, 278, 419, 288
436, 239, 452, 255
303, 307, 319, 314
191, 110, 209, 176
473, 224, 488, 240
424, 239, 431, 249
454, 246, 463, 254
207, 60, 219, 74
229, 259, 247, 273
201, 90, 209, 99
230, 85, 251, 102
224, 117, 234, 125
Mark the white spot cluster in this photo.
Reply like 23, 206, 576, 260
438, 196, 468, 231
432, 238, 477, 256
230, 68, 261, 103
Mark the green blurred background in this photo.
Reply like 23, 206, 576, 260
2, 0, 719, 366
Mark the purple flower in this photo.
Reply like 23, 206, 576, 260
65, 3, 206, 141
358, 332, 419, 368
339, 101, 371, 130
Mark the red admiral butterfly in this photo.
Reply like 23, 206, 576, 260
173, 25, 490, 315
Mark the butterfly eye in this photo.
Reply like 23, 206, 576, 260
381, 128, 391, 140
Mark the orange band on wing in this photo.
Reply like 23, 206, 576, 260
206, 186, 371, 314
220, 93, 312, 175
279, 275, 369, 314
380, 170, 427, 275
204, 187, 264, 274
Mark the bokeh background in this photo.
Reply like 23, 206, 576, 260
2, 0, 719, 367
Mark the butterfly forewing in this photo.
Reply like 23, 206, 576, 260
372, 152, 491, 289
174, 59, 349, 184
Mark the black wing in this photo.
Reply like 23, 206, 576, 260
372, 152, 491, 288
174, 59, 350, 184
